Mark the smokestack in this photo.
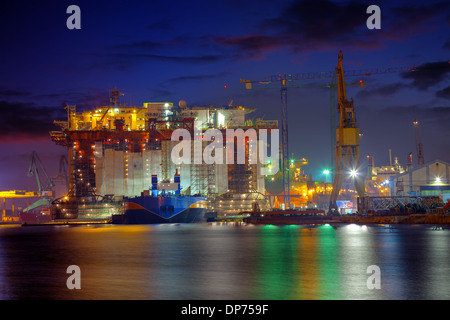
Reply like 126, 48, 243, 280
389, 149, 392, 166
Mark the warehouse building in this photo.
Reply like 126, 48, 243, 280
390, 159, 450, 197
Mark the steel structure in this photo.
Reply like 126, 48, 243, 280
328, 51, 366, 214
27, 151, 55, 196
51, 101, 277, 199
413, 119, 424, 166
0, 190, 40, 220
357, 195, 440, 213
240, 53, 415, 210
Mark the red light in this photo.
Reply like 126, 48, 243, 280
359, 80, 363, 83
223, 85, 227, 89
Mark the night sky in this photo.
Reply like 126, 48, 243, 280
1, 0, 449, 194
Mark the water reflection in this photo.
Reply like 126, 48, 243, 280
317, 225, 340, 299
0, 223, 449, 299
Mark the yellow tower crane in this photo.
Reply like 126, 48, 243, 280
328, 51, 365, 214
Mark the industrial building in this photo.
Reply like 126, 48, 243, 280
50, 90, 277, 217
390, 159, 450, 198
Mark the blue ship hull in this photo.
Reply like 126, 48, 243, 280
119, 196, 207, 224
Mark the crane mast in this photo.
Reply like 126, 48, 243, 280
329, 51, 365, 214
413, 120, 424, 166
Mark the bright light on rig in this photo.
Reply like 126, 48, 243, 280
349, 169, 358, 178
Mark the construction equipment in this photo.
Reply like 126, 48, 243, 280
55, 155, 69, 192
1, 190, 40, 220
240, 53, 415, 210
241, 76, 292, 208
28, 151, 55, 196
95, 88, 124, 129
328, 51, 365, 214
23, 151, 55, 213
413, 119, 424, 166
241, 73, 364, 209
290, 79, 365, 178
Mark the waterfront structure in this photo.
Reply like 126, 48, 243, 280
50, 90, 277, 218
366, 155, 406, 197
390, 159, 450, 197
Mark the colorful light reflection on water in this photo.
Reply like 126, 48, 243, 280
0, 223, 448, 299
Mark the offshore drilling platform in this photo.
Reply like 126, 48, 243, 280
49, 90, 277, 222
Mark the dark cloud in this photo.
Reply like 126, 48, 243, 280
386, 2, 450, 39
356, 82, 407, 99
0, 101, 66, 140
87, 51, 226, 72
210, 0, 372, 59
111, 40, 163, 52
214, 34, 286, 60
443, 40, 450, 50
168, 72, 231, 84
148, 88, 173, 100
0, 87, 109, 141
267, 0, 368, 43
136, 53, 223, 64
401, 61, 450, 90
0, 88, 31, 99
211, 0, 449, 60
436, 85, 450, 99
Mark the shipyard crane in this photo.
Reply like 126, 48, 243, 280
289, 79, 365, 178
54, 155, 69, 193
241, 75, 292, 208
413, 119, 424, 166
23, 151, 55, 212
240, 53, 415, 210
28, 151, 55, 196
328, 51, 365, 214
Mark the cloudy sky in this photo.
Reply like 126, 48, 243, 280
0, 0, 449, 193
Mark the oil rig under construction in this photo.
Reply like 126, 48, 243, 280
48, 89, 277, 223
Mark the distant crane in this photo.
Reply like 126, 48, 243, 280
413, 120, 424, 166
23, 151, 55, 212
28, 151, 55, 196
240, 76, 294, 209
54, 155, 69, 193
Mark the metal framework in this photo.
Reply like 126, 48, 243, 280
329, 51, 365, 214
357, 196, 441, 213
240, 55, 415, 210
413, 120, 424, 166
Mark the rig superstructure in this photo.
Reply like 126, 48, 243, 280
50, 90, 277, 219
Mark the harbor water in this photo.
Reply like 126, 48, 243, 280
0, 223, 449, 300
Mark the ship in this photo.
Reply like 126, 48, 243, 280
51, 194, 122, 221
114, 195, 207, 224
112, 172, 207, 224
242, 209, 335, 225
